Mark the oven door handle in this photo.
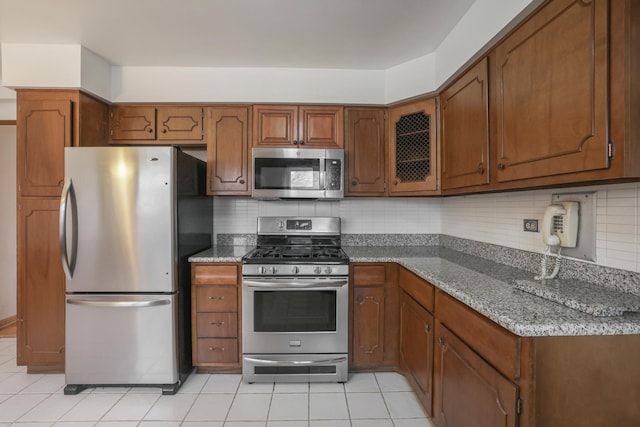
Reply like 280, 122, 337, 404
244, 356, 348, 366
243, 279, 348, 289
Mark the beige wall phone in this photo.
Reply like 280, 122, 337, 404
536, 201, 579, 280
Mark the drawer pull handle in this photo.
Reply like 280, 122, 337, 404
209, 321, 225, 326
438, 337, 445, 346
208, 296, 225, 300
208, 347, 225, 352
424, 324, 430, 333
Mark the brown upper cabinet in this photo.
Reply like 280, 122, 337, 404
492, 0, 609, 182
17, 90, 109, 197
344, 108, 387, 196
440, 58, 489, 191
110, 105, 204, 144
206, 106, 252, 196
388, 98, 438, 195
253, 104, 344, 148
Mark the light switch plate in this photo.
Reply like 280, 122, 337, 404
551, 191, 596, 262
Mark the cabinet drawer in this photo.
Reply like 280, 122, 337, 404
353, 265, 386, 286
196, 286, 238, 312
196, 338, 239, 364
399, 267, 434, 312
193, 264, 238, 285
435, 290, 521, 379
196, 313, 238, 338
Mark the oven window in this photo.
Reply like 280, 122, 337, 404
254, 290, 336, 332
254, 158, 320, 190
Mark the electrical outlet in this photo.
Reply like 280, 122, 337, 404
523, 219, 539, 232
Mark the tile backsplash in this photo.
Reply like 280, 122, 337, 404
213, 182, 640, 273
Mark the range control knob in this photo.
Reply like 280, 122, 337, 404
313, 267, 322, 275
291, 266, 300, 274
269, 266, 278, 274
258, 266, 267, 274
324, 267, 333, 274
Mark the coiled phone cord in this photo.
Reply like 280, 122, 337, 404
535, 245, 562, 280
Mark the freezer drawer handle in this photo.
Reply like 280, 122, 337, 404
66, 299, 170, 308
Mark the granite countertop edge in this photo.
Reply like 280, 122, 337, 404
189, 245, 640, 337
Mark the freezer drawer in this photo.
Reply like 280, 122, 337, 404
65, 294, 178, 388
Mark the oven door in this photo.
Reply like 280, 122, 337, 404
242, 277, 348, 354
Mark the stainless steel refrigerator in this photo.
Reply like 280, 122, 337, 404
60, 146, 212, 395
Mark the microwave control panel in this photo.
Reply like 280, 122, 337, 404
326, 160, 342, 190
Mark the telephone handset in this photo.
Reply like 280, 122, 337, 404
541, 201, 579, 248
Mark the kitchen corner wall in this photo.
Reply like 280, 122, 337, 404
213, 182, 640, 274
0, 125, 16, 321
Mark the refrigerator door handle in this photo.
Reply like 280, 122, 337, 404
59, 177, 77, 279
66, 298, 171, 308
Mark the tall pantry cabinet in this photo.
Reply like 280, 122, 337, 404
16, 90, 109, 371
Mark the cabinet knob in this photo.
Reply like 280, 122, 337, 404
356, 296, 365, 304
239, 179, 245, 184
351, 180, 358, 186
477, 165, 484, 174
424, 324, 430, 333
438, 337, 445, 346
162, 128, 168, 133
497, 163, 506, 170
147, 128, 153, 133
293, 140, 298, 145
393, 180, 399, 185
299, 140, 305, 145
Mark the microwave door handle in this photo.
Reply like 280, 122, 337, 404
319, 158, 325, 189
243, 279, 348, 289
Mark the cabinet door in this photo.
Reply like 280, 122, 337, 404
299, 106, 344, 148
433, 323, 518, 427
493, 0, 609, 182
352, 286, 385, 367
207, 107, 251, 195
399, 291, 434, 415
252, 105, 298, 147
345, 108, 386, 195
388, 98, 438, 194
16, 197, 65, 368
441, 58, 489, 190
17, 99, 72, 197
157, 106, 203, 141
110, 106, 156, 140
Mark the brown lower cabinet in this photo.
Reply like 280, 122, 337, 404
399, 290, 434, 416
16, 197, 65, 370
191, 263, 242, 371
189, 261, 640, 426
433, 322, 518, 427
350, 263, 399, 370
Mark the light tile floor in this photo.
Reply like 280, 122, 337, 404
0, 338, 435, 427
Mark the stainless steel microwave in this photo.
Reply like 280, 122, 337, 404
252, 148, 344, 199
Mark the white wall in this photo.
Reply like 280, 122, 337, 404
215, 182, 640, 274
0, 125, 16, 321
441, 183, 640, 273
111, 66, 386, 104
213, 197, 441, 238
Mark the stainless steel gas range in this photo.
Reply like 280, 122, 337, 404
241, 217, 349, 383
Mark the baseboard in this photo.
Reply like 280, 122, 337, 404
0, 315, 17, 329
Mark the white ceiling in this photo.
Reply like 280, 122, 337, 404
0, 0, 475, 70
